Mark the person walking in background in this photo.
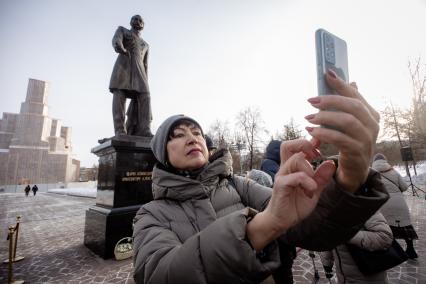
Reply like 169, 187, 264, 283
320, 211, 393, 283
372, 153, 419, 259
24, 184, 31, 197
260, 140, 282, 182
32, 184, 38, 196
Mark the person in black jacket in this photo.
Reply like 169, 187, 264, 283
260, 140, 282, 182
24, 184, 31, 197
261, 139, 297, 284
32, 184, 38, 196
205, 134, 217, 156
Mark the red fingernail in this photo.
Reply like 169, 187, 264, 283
305, 126, 314, 133
305, 114, 315, 120
307, 97, 321, 104
327, 69, 337, 79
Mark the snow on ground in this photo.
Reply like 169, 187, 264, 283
48, 187, 96, 198
395, 161, 426, 187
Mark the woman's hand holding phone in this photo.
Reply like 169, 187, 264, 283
305, 70, 380, 193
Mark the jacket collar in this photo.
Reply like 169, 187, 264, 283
152, 149, 233, 201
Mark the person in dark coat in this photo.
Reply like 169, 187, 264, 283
24, 184, 31, 197
32, 184, 38, 196
247, 169, 297, 284
109, 15, 152, 136
260, 140, 282, 182
261, 139, 297, 284
205, 134, 217, 156
320, 211, 393, 283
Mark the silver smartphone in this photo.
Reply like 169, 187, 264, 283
315, 29, 349, 96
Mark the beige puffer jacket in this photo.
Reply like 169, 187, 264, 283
372, 159, 411, 226
320, 211, 393, 283
133, 149, 389, 284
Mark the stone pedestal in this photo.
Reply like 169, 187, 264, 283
84, 135, 156, 259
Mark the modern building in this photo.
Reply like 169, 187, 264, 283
0, 78, 80, 186
79, 167, 98, 182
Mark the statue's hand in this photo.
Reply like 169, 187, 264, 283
114, 45, 128, 55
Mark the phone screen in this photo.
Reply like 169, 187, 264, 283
315, 29, 349, 96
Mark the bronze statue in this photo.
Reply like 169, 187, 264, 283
109, 15, 152, 136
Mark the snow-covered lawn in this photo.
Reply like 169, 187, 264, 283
48, 187, 96, 198
395, 161, 426, 189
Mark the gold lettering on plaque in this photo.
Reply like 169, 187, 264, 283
122, 171, 152, 182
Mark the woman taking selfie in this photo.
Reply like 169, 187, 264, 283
133, 71, 389, 284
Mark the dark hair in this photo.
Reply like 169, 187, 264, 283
130, 15, 144, 25
168, 119, 203, 140
205, 135, 216, 150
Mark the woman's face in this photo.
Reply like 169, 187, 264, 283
166, 123, 209, 171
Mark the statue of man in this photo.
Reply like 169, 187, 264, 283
109, 15, 152, 136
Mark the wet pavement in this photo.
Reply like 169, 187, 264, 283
0, 190, 425, 283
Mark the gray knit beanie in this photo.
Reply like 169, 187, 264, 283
247, 169, 273, 188
373, 153, 387, 161
150, 114, 203, 166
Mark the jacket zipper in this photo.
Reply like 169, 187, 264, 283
179, 202, 200, 232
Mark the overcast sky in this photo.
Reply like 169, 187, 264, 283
1, 0, 425, 167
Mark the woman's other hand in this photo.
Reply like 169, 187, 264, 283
246, 139, 335, 251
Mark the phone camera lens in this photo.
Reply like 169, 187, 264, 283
324, 34, 335, 64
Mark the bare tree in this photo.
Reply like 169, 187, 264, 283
382, 102, 407, 145
408, 58, 426, 149
381, 57, 426, 162
277, 118, 303, 141
207, 119, 232, 148
235, 107, 266, 170
380, 58, 426, 178
375, 140, 403, 165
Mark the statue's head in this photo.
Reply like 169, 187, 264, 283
130, 15, 144, 31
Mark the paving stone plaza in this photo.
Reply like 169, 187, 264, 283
1, 190, 425, 284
